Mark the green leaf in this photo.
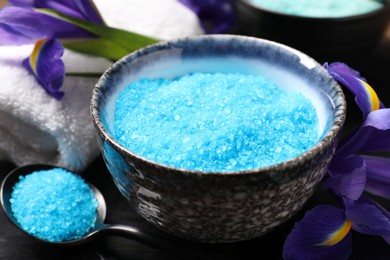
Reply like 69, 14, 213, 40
37, 8, 160, 59
65, 72, 103, 78
62, 38, 128, 61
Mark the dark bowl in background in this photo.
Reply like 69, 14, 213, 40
232, 0, 390, 62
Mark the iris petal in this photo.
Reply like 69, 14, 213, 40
0, 6, 94, 44
336, 109, 390, 156
362, 155, 390, 199
346, 195, 390, 237
382, 235, 390, 244
324, 155, 366, 200
8, 0, 34, 7
36, 0, 86, 20
35, 0, 104, 24
283, 205, 352, 260
0, 24, 35, 45
0, 6, 47, 43
7, 0, 104, 24
179, 0, 201, 12
73, 0, 104, 24
22, 38, 65, 100
324, 62, 382, 118
179, 0, 235, 33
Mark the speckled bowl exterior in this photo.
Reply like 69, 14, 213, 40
232, 0, 390, 62
91, 35, 346, 243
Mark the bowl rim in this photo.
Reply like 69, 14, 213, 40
90, 34, 347, 176
234, 0, 390, 21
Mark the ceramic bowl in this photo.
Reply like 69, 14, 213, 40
90, 35, 346, 243
232, 0, 390, 62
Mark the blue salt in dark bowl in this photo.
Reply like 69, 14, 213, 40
90, 35, 347, 243
232, 0, 390, 62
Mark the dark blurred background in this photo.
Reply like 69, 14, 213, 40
1, 1, 390, 259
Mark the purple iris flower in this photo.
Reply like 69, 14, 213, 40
9, 0, 104, 24
0, 0, 103, 99
22, 38, 65, 100
179, 0, 235, 34
283, 62, 390, 259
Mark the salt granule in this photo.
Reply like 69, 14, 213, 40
114, 72, 320, 172
10, 168, 98, 242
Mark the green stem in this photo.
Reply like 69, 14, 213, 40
65, 72, 103, 78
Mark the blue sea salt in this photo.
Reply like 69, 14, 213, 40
114, 72, 319, 172
10, 168, 98, 242
249, 0, 383, 18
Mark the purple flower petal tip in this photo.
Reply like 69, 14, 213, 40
324, 62, 381, 117
346, 196, 390, 237
9, 0, 104, 24
179, 0, 235, 33
23, 38, 65, 100
364, 155, 390, 199
325, 155, 366, 200
283, 205, 352, 260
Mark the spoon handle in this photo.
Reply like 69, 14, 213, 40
101, 224, 225, 260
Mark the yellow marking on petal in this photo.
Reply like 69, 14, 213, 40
318, 220, 352, 246
359, 79, 380, 111
29, 39, 47, 74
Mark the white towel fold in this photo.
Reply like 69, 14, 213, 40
94, 0, 203, 40
0, 47, 113, 172
0, 0, 202, 172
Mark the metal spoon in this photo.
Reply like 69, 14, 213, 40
0, 164, 219, 260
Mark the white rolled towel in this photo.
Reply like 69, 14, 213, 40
94, 0, 203, 40
0, 0, 202, 172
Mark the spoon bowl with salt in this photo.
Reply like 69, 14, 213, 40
0, 164, 219, 260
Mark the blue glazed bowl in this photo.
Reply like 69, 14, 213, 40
232, 0, 390, 62
90, 35, 346, 243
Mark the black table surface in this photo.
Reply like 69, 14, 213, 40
2, 26, 390, 260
